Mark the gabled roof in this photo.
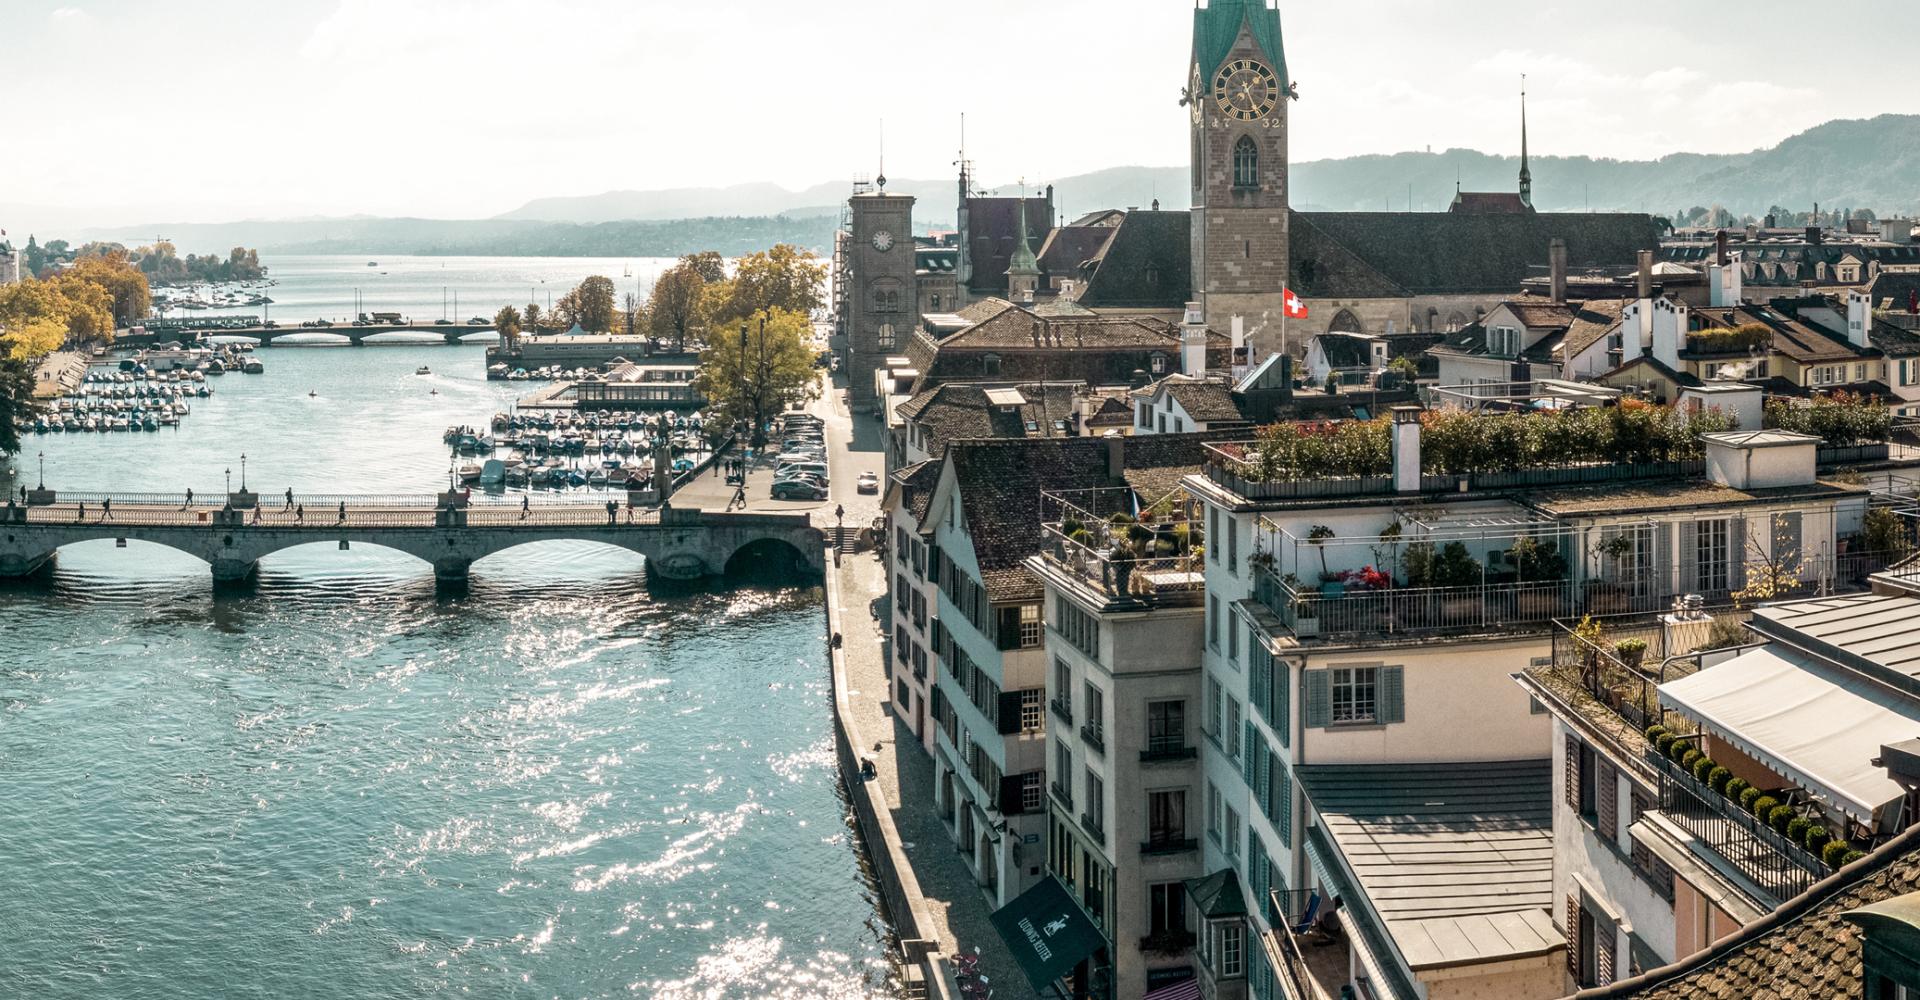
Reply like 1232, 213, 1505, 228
1689, 303, 1870, 364
1292, 211, 1661, 299
1448, 191, 1533, 215
886, 459, 941, 525
1560, 299, 1627, 362
1036, 225, 1118, 284
1576, 825, 1920, 999
895, 381, 1102, 457
965, 196, 1052, 295
1075, 211, 1194, 311
1157, 374, 1249, 424
1867, 271, 1920, 313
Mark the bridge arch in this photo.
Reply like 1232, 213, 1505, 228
723, 537, 816, 578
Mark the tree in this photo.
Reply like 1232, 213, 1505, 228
58, 253, 150, 326
681, 251, 726, 283
709, 244, 826, 323
622, 292, 643, 337
568, 275, 617, 332
524, 302, 542, 334
693, 307, 821, 446
493, 304, 522, 345
0, 355, 37, 456
648, 263, 709, 352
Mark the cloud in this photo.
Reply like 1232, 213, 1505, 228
48, 6, 93, 27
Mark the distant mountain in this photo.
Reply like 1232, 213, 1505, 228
494, 114, 1920, 227
81, 215, 839, 258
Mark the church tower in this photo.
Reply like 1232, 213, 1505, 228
1188, 0, 1292, 339
1518, 77, 1533, 209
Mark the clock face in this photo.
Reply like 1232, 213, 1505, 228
871, 231, 895, 252
1189, 66, 1204, 125
1212, 58, 1279, 122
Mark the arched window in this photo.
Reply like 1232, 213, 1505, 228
1329, 308, 1365, 334
1233, 136, 1259, 189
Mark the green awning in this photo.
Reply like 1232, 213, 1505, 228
989, 875, 1107, 992
1185, 868, 1248, 919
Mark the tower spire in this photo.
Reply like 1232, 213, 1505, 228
1518, 75, 1533, 209
877, 118, 887, 192
1007, 179, 1041, 301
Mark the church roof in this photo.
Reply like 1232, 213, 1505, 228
1193, 0, 1287, 81
1449, 191, 1533, 215
1036, 226, 1120, 283
965, 196, 1052, 295
1290, 210, 1662, 298
1075, 211, 1194, 310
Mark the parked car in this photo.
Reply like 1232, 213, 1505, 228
771, 480, 828, 501
856, 471, 880, 494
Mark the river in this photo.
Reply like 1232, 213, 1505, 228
0, 289, 895, 999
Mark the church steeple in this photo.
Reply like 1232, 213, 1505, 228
1518, 75, 1533, 209
1007, 186, 1041, 302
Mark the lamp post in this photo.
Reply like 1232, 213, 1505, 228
224, 467, 231, 495
37, 451, 44, 490
240, 453, 247, 491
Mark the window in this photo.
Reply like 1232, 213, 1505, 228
1857, 363, 1868, 382
1208, 507, 1220, 563
1226, 517, 1238, 572
1227, 699, 1242, 759
1696, 518, 1730, 593
1227, 617, 1240, 664
1055, 595, 1101, 658
1052, 657, 1073, 722
1208, 595, 1220, 648
1208, 676, 1224, 742
1020, 689, 1043, 734
1331, 666, 1377, 724
1083, 682, 1105, 750
931, 293, 941, 310
1149, 789, 1186, 846
1019, 603, 1041, 648
983, 353, 1002, 376
1147, 700, 1186, 754
1148, 882, 1188, 938
1054, 744, 1074, 806
1020, 771, 1043, 812
1085, 769, 1105, 833
876, 322, 897, 350
1577, 740, 1599, 822
1217, 920, 1245, 978
1208, 781, 1222, 842
1151, 352, 1169, 374
1233, 135, 1259, 188
1224, 805, 1241, 861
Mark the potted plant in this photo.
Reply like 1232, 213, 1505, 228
1432, 542, 1483, 621
1110, 541, 1137, 594
1615, 637, 1649, 670
1293, 597, 1320, 638
1308, 525, 1343, 593
1510, 536, 1568, 618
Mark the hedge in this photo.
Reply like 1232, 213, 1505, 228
1768, 804, 1796, 834
1823, 839, 1853, 869
1724, 777, 1749, 802
1708, 767, 1733, 794
1751, 795, 1781, 823
1805, 825, 1832, 854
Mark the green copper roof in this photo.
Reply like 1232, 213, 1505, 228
1193, 0, 1288, 82
1007, 197, 1041, 277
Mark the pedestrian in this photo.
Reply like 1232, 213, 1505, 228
337, 500, 346, 523
605, 499, 617, 524
732, 485, 746, 510
625, 499, 635, 524
251, 504, 262, 525
296, 503, 304, 523
101, 497, 112, 520
520, 494, 530, 519
184, 487, 193, 509
285, 487, 294, 510
76, 502, 85, 522
834, 503, 844, 525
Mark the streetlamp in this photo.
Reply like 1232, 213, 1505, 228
37, 451, 44, 490
224, 467, 231, 494
240, 453, 247, 491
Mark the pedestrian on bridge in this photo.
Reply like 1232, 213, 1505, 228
76, 502, 85, 522
337, 501, 347, 523
296, 504, 304, 523
183, 488, 193, 509
101, 497, 112, 520
521, 495, 530, 519
285, 488, 294, 510
605, 499, 618, 525
251, 504, 262, 525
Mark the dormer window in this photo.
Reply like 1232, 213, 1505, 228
983, 353, 1002, 376
1150, 352, 1169, 374
1489, 326, 1522, 358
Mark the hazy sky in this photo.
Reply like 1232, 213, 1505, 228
6, 0, 1916, 229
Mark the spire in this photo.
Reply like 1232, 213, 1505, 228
1518, 75, 1533, 209
1007, 181, 1041, 301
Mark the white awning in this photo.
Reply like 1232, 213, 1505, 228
1660, 646, 1920, 827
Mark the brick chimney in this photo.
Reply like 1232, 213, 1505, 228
1549, 238, 1568, 304
1805, 226, 1823, 247
1715, 230, 1730, 266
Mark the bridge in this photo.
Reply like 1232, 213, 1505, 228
214, 324, 500, 347
0, 490, 823, 586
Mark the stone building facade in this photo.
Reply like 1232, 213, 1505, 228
844, 188, 917, 410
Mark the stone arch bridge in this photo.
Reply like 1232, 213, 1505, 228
0, 492, 823, 585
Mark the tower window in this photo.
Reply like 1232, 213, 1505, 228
1233, 136, 1259, 189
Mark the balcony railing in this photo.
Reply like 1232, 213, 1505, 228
1080, 724, 1106, 756
1649, 750, 1824, 903
1050, 697, 1073, 726
1037, 523, 1206, 606
1140, 744, 1198, 763
1141, 836, 1198, 857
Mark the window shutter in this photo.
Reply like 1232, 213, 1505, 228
1276, 661, 1290, 746
1304, 670, 1331, 728
999, 773, 1026, 816
997, 691, 1023, 736
1566, 894, 1581, 979
1275, 764, 1293, 848
1250, 651, 1269, 724
1678, 521, 1699, 594
1596, 918, 1616, 985
1378, 666, 1404, 725
1655, 523, 1674, 599
1595, 760, 1618, 843
1728, 516, 1746, 591
1565, 734, 1582, 810
1243, 720, 1258, 788
1255, 741, 1270, 816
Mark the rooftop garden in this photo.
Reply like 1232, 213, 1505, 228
1763, 391, 1891, 447
1042, 490, 1206, 601
1687, 323, 1774, 355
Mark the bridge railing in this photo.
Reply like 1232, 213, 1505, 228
40, 491, 640, 509
17, 504, 667, 529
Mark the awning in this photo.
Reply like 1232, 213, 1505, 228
988, 875, 1107, 993
1141, 978, 1200, 1000
1185, 868, 1248, 919
1660, 646, 1920, 827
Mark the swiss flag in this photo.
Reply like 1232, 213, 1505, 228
1282, 288, 1309, 319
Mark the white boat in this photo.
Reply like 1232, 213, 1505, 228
415, 366, 431, 375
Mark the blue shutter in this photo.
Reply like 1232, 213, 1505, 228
1275, 762, 1293, 848
1379, 666, 1405, 725
1255, 740, 1270, 816
1304, 670, 1330, 728
1242, 720, 1257, 788
1250, 648, 1269, 725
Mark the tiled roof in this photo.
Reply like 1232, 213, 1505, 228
1867, 271, 1920, 313
1075, 211, 1194, 310
1036, 226, 1118, 283
1575, 825, 1920, 999
965, 196, 1052, 295
1164, 378, 1248, 424
888, 459, 941, 525
1560, 299, 1627, 362
1869, 319, 1920, 359
1507, 302, 1578, 330
1292, 211, 1661, 298
1687, 304, 1867, 364
947, 433, 1219, 601
897, 381, 1102, 457
1449, 191, 1533, 215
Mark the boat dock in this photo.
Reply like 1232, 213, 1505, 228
516, 382, 576, 410
32, 352, 88, 399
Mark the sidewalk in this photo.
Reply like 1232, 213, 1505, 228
822, 378, 1043, 1000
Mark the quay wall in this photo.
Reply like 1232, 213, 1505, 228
822, 567, 952, 1000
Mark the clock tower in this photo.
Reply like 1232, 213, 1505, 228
1188, 0, 1292, 343
845, 179, 915, 411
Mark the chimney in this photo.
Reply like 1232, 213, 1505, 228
1805, 225, 1823, 247
1715, 230, 1730, 265
1230, 314, 1246, 372
1636, 249, 1653, 300
1106, 435, 1125, 477
1745, 223, 1759, 242
1549, 238, 1568, 304
1848, 290, 1872, 348
1391, 406, 1423, 493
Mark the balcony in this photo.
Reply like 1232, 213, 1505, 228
1035, 488, 1205, 608
1080, 724, 1106, 756
1079, 812, 1106, 846
1140, 836, 1198, 857
1050, 696, 1073, 726
1140, 743, 1199, 764
1647, 750, 1825, 903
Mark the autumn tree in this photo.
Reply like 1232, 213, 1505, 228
568, 275, 617, 332
681, 251, 727, 283
708, 244, 826, 324
693, 307, 822, 446
0, 355, 37, 456
58, 253, 150, 325
648, 263, 710, 353
493, 304, 523, 344
524, 302, 542, 334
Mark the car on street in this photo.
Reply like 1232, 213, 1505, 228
771, 480, 829, 501
856, 471, 879, 494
